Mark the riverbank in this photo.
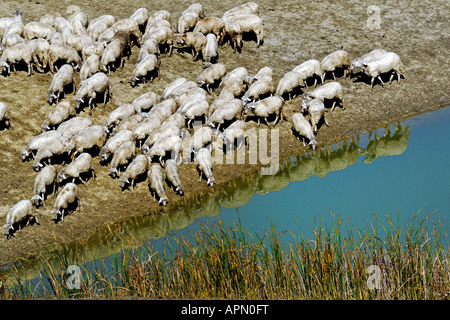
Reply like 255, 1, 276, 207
0, 0, 449, 266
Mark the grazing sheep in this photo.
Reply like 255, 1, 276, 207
142, 98, 177, 123
146, 10, 171, 30
58, 152, 94, 184
131, 116, 162, 145
172, 86, 207, 107
31, 164, 57, 207
222, 2, 260, 18
193, 17, 226, 44
1, 33, 25, 50
202, 33, 218, 67
320, 49, 350, 82
0, 42, 33, 75
132, 91, 160, 113
119, 154, 149, 190
0, 9, 23, 38
79, 54, 100, 81
292, 113, 317, 149
22, 130, 61, 161
163, 113, 186, 129
175, 31, 206, 60
219, 77, 247, 97
143, 19, 171, 36
74, 72, 110, 114
48, 44, 81, 73
3, 200, 37, 239
137, 38, 160, 63
190, 126, 214, 152
104, 104, 136, 134
142, 125, 180, 154
222, 120, 247, 149
71, 19, 88, 36
305, 98, 329, 133
97, 27, 118, 45
112, 18, 141, 45
301, 81, 344, 111
47, 64, 75, 105
88, 15, 116, 34
241, 77, 274, 105
246, 66, 273, 85
163, 159, 184, 195
2, 21, 24, 45
142, 26, 174, 56
208, 91, 234, 118
65, 34, 92, 53
360, 52, 405, 89
184, 100, 210, 128
88, 21, 109, 41
245, 96, 284, 127
110, 141, 136, 178
0, 102, 11, 129
148, 163, 169, 205
275, 71, 304, 100
167, 81, 200, 103
23, 21, 56, 41
219, 67, 248, 90
147, 135, 183, 163
57, 116, 92, 140
32, 135, 68, 171
196, 62, 227, 92
195, 147, 215, 187
112, 114, 141, 135
177, 91, 207, 115
182, 3, 205, 19
229, 14, 263, 48
223, 19, 243, 53
99, 129, 134, 163
81, 42, 104, 61
350, 49, 388, 72
51, 182, 79, 222
130, 8, 149, 31
99, 38, 127, 73
65, 124, 107, 158
41, 100, 76, 132
208, 98, 244, 131
68, 11, 88, 28
28, 38, 50, 70
177, 12, 200, 34
130, 54, 160, 87
292, 59, 322, 88
39, 12, 60, 28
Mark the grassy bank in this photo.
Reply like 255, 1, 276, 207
1, 211, 449, 300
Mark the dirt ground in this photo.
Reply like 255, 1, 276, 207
0, 0, 449, 268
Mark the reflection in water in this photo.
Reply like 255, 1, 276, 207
14, 121, 411, 279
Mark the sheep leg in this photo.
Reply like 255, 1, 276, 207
264, 117, 270, 128
332, 71, 336, 80
331, 101, 336, 112
397, 71, 401, 84
257, 118, 260, 127
370, 77, 375, 90
274, 114, 279, 126
378, 75, 385, 87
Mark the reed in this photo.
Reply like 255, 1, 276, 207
2, 210, 449, 300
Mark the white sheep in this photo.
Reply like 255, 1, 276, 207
137, 38, 160, 63
184, 100, 210, 128
48, 43, 81, 73
31, 164, 57, 207
81, 42, 104, 61
360, 52, 405, 89
130, 53, 160, 87
3, 200, 37, 239
0, 102, 11, 129
190, 126, 214, 152
2, 20, 24, 44
301, 81, 344, 111
303, 98, 328, 133
142, 125, 180, 154
222, 2, 260, 19
104, 103, 137, 133
110, 141, 136, 178
143, 19, 171, 36
58, 152, 94, 184
196, 62, 227, 92
130, 8, 149, 31
32, 135, 68, 171
23, 21, 56, 41
47, 64, 75, 104
202, 33, 218, 67
177, 91, 207, 115
100, 129, 134, 163
41, 100, 76, 132
79, 54, 100, 81
162, 113, 186, 129
64, 124, 107, 158
219, 77, 247, 97
112, 114, 141, 135
0, 9, 23, 39
163, 159, 185, 196
182, 3, 205, 19
193, 17, 226, 44
0, 42, 33, 75
162, 77, 188, 99
1, 33, 25, 50
320, 49, 350, 82
51, 182, 79, 222
292, 113, 317, 149
175, 31, 206, 60
247, 66, 273, 84
97, 27, 118, 45
22, 130, 61, 161
229, 14, 263, 47
292, 59, 322, 88
195, 147, 215, 187
88, 15, 116, 35
350, 49, 388, 72
39, 12, 60, 28
132, 91, 160, 113
148, 163, 169, 205
245, 96, 284, 127
208, 98, 243, 131
142, 98, 177, 123
57, 116, 92, 140
99, 38, 127, 73
64, 34, 92, 53
142, 26, 174, 56
275, 71, 304, 100
74, 72, 110, 114
221, 119, 247, 149
28, 38, 50, 70
208, 91, 234, 118
119, 154, 149, 190
147, 135, 182, 163
112, 18, 141, 45
177, 12, 200, 34
241, 77, 274, 105
131, 116, 162, 144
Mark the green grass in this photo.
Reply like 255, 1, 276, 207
1, 210, 449, 300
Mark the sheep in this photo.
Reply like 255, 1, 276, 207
112, 18, 141, 45
130, 54, 160, 87
81, 42, 104, 61
31, 164, 57, 207
97, 27, 118, 45
142, 26, 174, 56
48, 44, 81, 73
99, 129, 133, 163
222, 2, 260, 18
109, 141, 136, 178
177, 12, 200, 34
47, 64, 75, 105
65, 124, 106, 158
0, 10, 23, 38
172, 87, 207, 107
147, 135, 183, 163
28, 38, 50, 70
162, 113, 186, 129
137, 38, 160, 63
74, 72, 110, 114
196, 62, 227, 92
182, 3, 205, 19
148, 163, 169, 205
41, 100, 76, 132
32, 135, 68, 171
163, 159, 184, 195
71, 17, 88, 36
142, 125, 180, 154
68, 11, 88, 28
184, 100, 210, 128
301, 81, 344, 111
304, 98, 328, 133
142, 98, 177, 123
119, 154, 149, 190
131, 116, 162, 145
112, 114, 141, 135
360, 52, 405, 89
177, 91, 207, 115
79, 54, 100, 81
245, 96, 284, 127
144, 19, 172, 36
2, 20, 24, 41
195, 147, 215, 187
208, 98, 244, 131
64, 34, 92, 53
104, 104, 136, 134
202, 33, 218, 67
39, 12, 60, 28
146, 10, 171, 30
167, 81, 199, 103
88, 21, 109, 42
189, 126, 214, 152
3, 200, 37, 239
99, 38, 127, 73
224, 19, 243, 53
88, 15, 116, 34
162, 77, 188, 99
246, 66, 273, 85
175, 31, 206, 60
350, 49, 388, 72
219, 67, 249, 89
132, 91, 160, 113
58, 152, 94, 185
21, 130, 62, 161
0, 42, 33, 75
275, 71, 304, 100
292, 113, 317, 149
23, 22, 56, 41
241, 77, 274, 105
1, 34, 25, 50
130, 8, 149, 31
51, 182, 79, 222
221, 120, 247, 149
208, 91, 234, 118
53, 17, 72, 33
320, 49, 351, 82
57, 116, 92, 140
219, 77, 247, 98
193, 17, 226, 44
0, 102, 11, 129
292, 59, 322, 88
228, 14, 263, 47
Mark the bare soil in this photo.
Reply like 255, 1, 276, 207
0, 0, 449, 267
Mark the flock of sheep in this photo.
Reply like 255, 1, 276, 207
0, 2, 404, 240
